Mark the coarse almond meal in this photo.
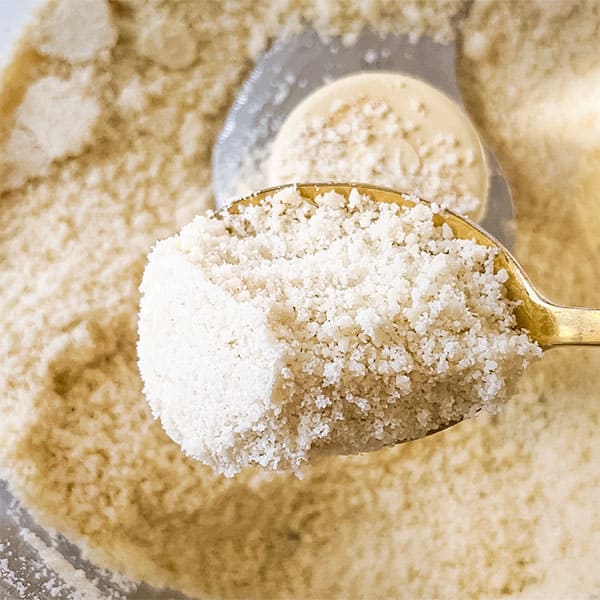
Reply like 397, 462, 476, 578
0, 0, 599, 599
138, 187, 540, 477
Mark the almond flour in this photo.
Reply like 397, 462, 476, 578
138, 187, 539, 477
0, 0, 599, 598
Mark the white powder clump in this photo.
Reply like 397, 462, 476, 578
32, 0, 117, 63
16, 75, 101, 161
1, 73, 101, 192
135, 15, 197, 70
138, 187, 540, 477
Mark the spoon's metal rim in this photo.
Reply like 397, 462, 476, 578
229, 182, 600, 351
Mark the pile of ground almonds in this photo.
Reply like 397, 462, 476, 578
138, 187, 540, 477
1, 0, 599, 598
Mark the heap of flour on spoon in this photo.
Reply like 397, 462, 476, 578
137, 187, 541, 476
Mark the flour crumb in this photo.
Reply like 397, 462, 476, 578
20, 529, 103, 600
116, 76, 149, 114
16, 75, 100, 161
33, 0, 117, 63
463, 31, 489, 61
364, 48, 378, 64
0, 128, 52, 191
0, 74, 100, 192
136, 16, 197, 70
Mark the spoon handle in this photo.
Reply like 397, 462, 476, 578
544, 303, 600, 348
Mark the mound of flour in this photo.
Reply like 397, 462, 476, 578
138, 188, 540, 476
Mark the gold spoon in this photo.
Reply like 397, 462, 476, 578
231, 183, 600, 350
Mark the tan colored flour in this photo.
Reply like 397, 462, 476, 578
0, 0, 599, 599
